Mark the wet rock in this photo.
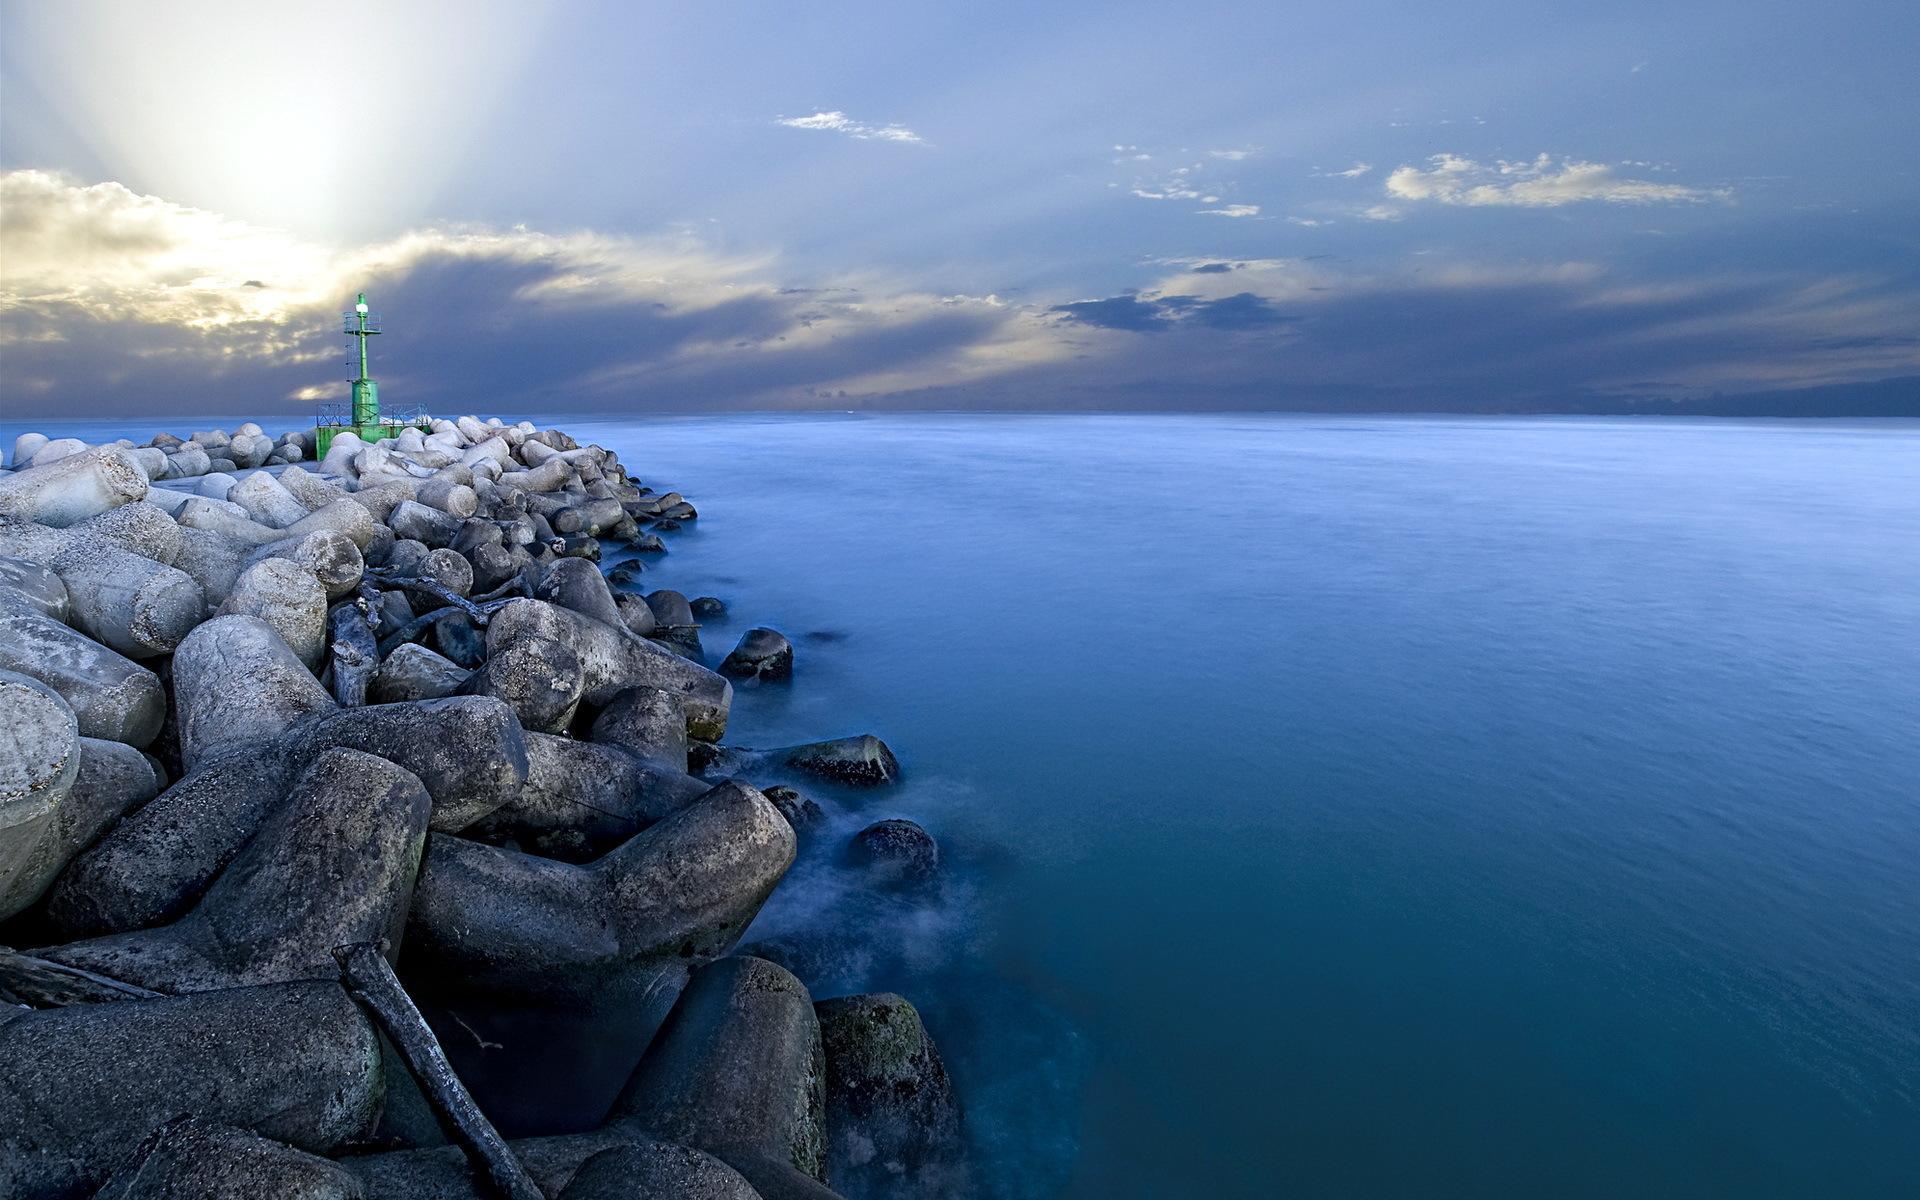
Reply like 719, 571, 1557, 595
369, 643, 470, 704
629, 532, 667, 554
217, 558, 328, 668
466, 732, 711, 862
690, 596, 727, 619
344, 1131, 627, 1199
538, 556, 627, 629
850, 819, 938, 887
604, 559, 647, 590
645, 588, 696, 628
590, 685, 689, 771
762, 785, 824, 830
779, 735, 902, 787
407, 781, 793, 1000
0, 595, 166, 746
456, 634, 583, 734
815, 993, 965, 1197
561, 1141, 761, 1200
171, 615, 335, 769
720, 627, 793, 683
612, 956, 831, 1197
486, 599, 731, 741
41, 747, 431, 993
93, 1117, 366, 1200
0, 981, 382, 1199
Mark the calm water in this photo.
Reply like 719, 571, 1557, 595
12, 413, 1920, 1196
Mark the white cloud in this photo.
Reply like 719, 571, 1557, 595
1361, 205, 1404, 221
1314, 162, 1372, 178
776, 111, 925, 145
1208, 148, 1256, 161
1384, 154, 1726, 207
1200, 204, 1261, 218
1287, 216, 1327, 227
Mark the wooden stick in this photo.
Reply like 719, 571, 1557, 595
332, 942, 545, 1200
363, 570, 517, 625
327, 598, 380, 707
0, 945, 163, 1007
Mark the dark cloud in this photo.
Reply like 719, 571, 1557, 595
1189, 262, 1238, 274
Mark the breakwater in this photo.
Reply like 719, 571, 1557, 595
0, 417, 959, 1199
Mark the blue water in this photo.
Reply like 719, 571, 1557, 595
10, 413, 1920, 1196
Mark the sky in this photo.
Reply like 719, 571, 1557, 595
1, 0, 1916, 418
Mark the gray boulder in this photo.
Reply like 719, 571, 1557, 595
0, 670, 81, 920
369, 643, 470, 704
217, 558, 328, 668
93, 1117, 366, 1200
171, 615, 335, 769
815, 993, 965, 1197
407, 781, 793, 1000
720, 627, 793, 683
465, 732, 710, 862
589, 685, 688, 771
779, 736, 902, 787
40, 747, 431, 993
455, 634, 583, 734
850, 819, 938, 887
302, 697, 530, 832
0, 981, 382, 1199
0, 597, 164, 746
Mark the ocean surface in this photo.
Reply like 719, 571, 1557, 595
11, 413, 1920, 1197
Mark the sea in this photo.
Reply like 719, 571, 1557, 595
9, 412, 1919, 1198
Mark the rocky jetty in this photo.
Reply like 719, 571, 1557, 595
0, 417, 953, 1199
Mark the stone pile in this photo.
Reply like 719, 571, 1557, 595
0, 417, 960, 1200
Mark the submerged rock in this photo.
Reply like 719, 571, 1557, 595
778, 735, 901, 787
762, 785, 824, 830
720, 627, 794, 682
690, 595, 728, 619
815, 992, 965, 1198
849, 819, 939, 887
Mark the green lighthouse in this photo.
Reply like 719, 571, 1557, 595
315, 291, 429, 456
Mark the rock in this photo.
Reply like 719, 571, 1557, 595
302, 697, 530, 832
92, 1116, 366, 1200
0, 554, 70, 621
254, 529, 363, 600
421, 546, 474, 597
4, 735, 161, 923
561, 1142, 761, 1200
778, 735, 901, 787
406, 781, 793, 1000
389, 499, 463, 548
815, 993, 965, 1197
613, 591, 657, 637
10, 431, 50, 468
369, 643, 470, 704
0, 510, 205, 658
720, 627, 793, 682
431, 611, 488, 668
170, 524, 253, 609
227, 470, 308, 527
604, 559, 647, 590
0, 981, 382, 1200
486, 599, 731, 741
465, 733, 711, 862
762, 785, 823, 830
660, 501, 698, 521
41, 747, 431, 993
286, 497, 381, 550
611, 956, 832, 1197
0, 445, 148, 527
171, 615, 336, 769
44, 741, 297, 937
455, 634, 583, 734
0, 670, 81, 921
538, 556, 627, 629
850, 819, 938, 886
0, 594, 166, 746
590, 685, 689, 771
645, 588, 695, 628
217, 558, 328, 668
690, 596, 727, 619
415, 477, 478, 517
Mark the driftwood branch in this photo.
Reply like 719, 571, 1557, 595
0, 945, 163, 1007
327, 599, 380, 707
332, 942, 544, 1200
364, 570, 517, 625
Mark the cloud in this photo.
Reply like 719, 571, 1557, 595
0, 170, 1073, 416
1049, 289, 1292, 333
1207, 148, 1255, 161
1199, 204, 1261, 218
775, 111, 926, 145
1384, 154, 1726, 207
1314, 163, 1372, 178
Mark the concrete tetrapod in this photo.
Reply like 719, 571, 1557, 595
0, 670, 81, 921
405, 781, 793, 1001
0, 445, 149, 527
464, 731, 711, 862
0, 981, 383, 1200
0, 586, 166, 746
40, 747, 432, 993
171, 615, 337, 770
612, 956, 841, 1200
91, 1117, 367, 1200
